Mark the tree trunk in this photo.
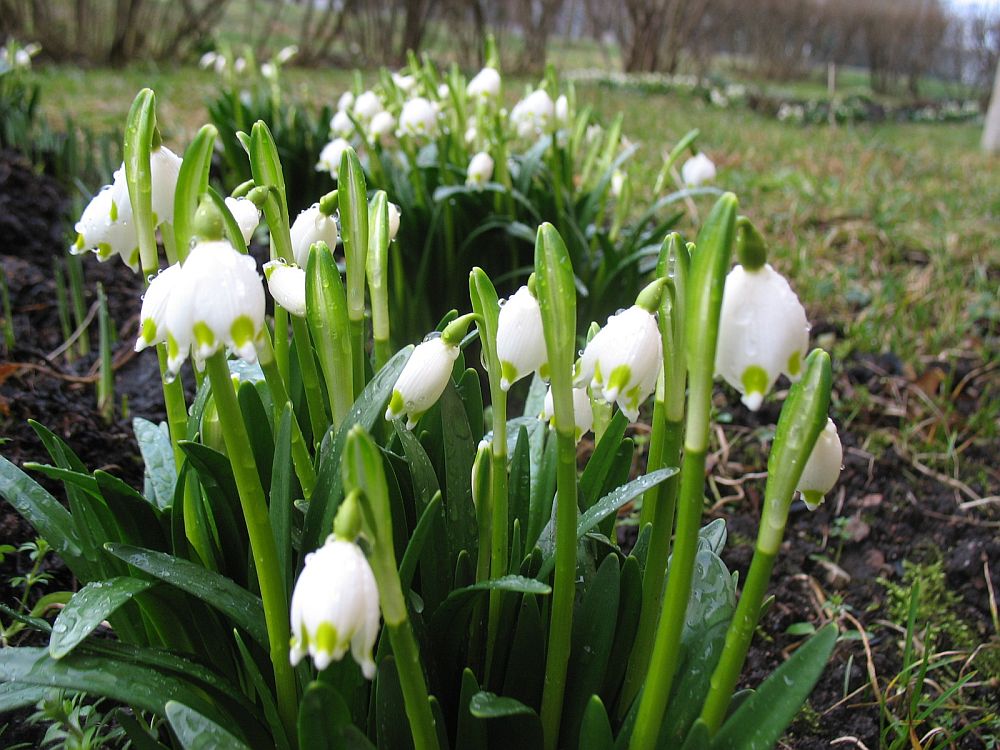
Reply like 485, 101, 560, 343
982, 57, 1000, 153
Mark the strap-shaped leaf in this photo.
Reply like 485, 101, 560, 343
172, 124, 217, 261
165, 701, 252, 750
579, 696, 615, 750
49, 577, 153, 658
134, 418, 176, 511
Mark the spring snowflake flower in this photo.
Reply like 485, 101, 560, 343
135, 264, 184, 351
369, 110, 396, 143
290, 204, 339, 268
224, 197, 261, 245
263, 261, 306, 317
576, 306, 662, 421
289, 537, 381, 678
276, 45, 298, 64
388, 203, 401, 240
611, 170, 626, 199
796, 419, 843, 510
71, 185, 140, 271
160, 240, 265, 376
392, 72, 417, 93
715, 263, 809, 411
467, 67, 501, 100
466, 151, 494, 187
555, 94, 569, 127
330, 109, 353, 138
353, 90, 383, 123
337, 91, 355, 113
541, 387, 594, 442
511, 89, 554, 138
398, 97, 440, 139
385, 335, 459, 429
316, 138, 352, 180
496, 285, 547, 391
437, 83, 450, 99
681, 152, 716, 187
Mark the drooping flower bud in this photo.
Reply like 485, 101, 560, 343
224, 196, 261, 245
289, 537, 381, 678
681, 152, 716, 187
496, 285, 547, 391
541, 386, 594, 443
796, 419, 843, 510
385, 334, 459, 429
715, 263, 809, 411
555, 94, 569, 127
135, 263, 183, 352
290, 203, 339, 267
466, 151, 494, 187
398, 97, 440, 139
316, 138, 352, 179
392, 72, 417, 93
467, 67, 501, 100
276, 45, 298, 65
337, 91, 355, 113
264, 261, 307, 317
388, 203, 401, 240
575, 306, 662, 421
162, 240, 265, 376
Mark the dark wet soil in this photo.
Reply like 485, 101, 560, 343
2, 148, 998, 748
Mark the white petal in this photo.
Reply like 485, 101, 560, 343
496, 286, 546, 391
681, 153, 716, 187
136, 264, 183, 351
225, 197, 261, 245
797, 419, 843, 507
290, 204, 339, 267
264, 261, 307, 317
386, 337, 459, 426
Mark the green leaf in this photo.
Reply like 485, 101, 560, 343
338, 146, 369, 320
303, 346, 410, 554
509, 425, 532, 540
0, 682, 48, 713
375, 656, 414, 750
105, 544, 268, 649
469, 691, 544, 750
601, 555, 643, 710
49, 577, 153, 659
238, 380, 274, 495
133, 418, 176, 511
398, 492, 444, 591
270, 405, 295, 599
537, 468, 677, 579
234, 632, 292, 750
456, 669, 488, 750
165, 701, 252, 750
298, 682, 352, 750
501, 594, 545, 711
699, 518, 727, 555
711, 624, 838, 750
679, 718, 711, 750
307, 240, 354, 425
116, 709, 172, 750
438, 382, 477, 569
579, 410, 629, 509
469, 692, 535, 718
172, 124, 217, 260
579, 696, 615, 750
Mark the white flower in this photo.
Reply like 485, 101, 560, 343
610, 170, 625, 199
160, 240, 264, 376
234, 57, 247, 75
135, 264, 183, 351
464, 124, 478, 145
555, 94, 569, 127
393, 72, 417, 93
437, 83, 450, 99
368, 110, 396, 143
388, 203, 401, 240
681, 152, 716, 187
224, 197, 261, 245
796, 419, 843, 510
261, 62, 276, 81
541, 387, 593, 442
467, 67, 501, 100
398, 97, 440, 139
715, 263, 809, 411
263, 261, 306, 317
496, 286, 547, 391
198, 51, 218, 70
316, 137, 352, 179
290, 204, 339, 268
330, 109, 354, 138
466, 151, 494, 187
337, 91, 355, 113
276, 45, 298, 64
510, 89, 554, 138
289, 537, 380, 678
576, 306, 662, 421
14, 49, 31, 68
385, 335, 459, 429
71, 185, 140, 272
353, 90, 382, 123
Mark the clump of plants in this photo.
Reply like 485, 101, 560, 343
1, 83, 845, 749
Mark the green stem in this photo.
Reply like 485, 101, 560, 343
349, 316, 366, 396
387, 620, 440, 750
258, 334, 317, 499
484, 388, 508, 675
273, 306, 290, 383
204, 353, 297, 737
539, 428, 579, 750
290, 315, 329, 444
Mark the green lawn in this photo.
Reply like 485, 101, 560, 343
32, 64, 1000, 491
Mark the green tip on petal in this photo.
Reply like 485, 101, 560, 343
802, 490, 824, 511
787, 350, 803, 379
386, 389, 404, 420
230, 315, 257, 350
500, 360, 518, 391
140, 318, 157, 345
605, 363, 632, 402
193, 321, 216, 351
740, 364, 769, 411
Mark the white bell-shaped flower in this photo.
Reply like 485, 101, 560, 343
681, 152, 716, 187
107, 146, 182, 227
715, 263, 809, 411
353, 90, 382, 123
71, 185, 140, 272
369, 110, 396, 143
610, 170, 626, 199
290, 204, 339, 268
392, 72, 417, 93
496, 285, 547, 391
135, 264, 184, 351
264, 261, 307, 317
398, 97, 440, 139
555, 94, 569, 127
437, 83, 450, 99
576, 306, 662, 421
276, 45, 298, 65
511, 89, 554, 139
316, 137, 352, 180
337, 91, 355, 113
467, 67, 501, 100
224, 197, 261, 245
385, 335, 459, 429
540, 387, 594, 443
330, 109, 354, 138
163, 240, 265, 376
466, 151, 494, 187
796, 419, 843, 510
388, 203, 401, 240
289, 537, 381, 678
